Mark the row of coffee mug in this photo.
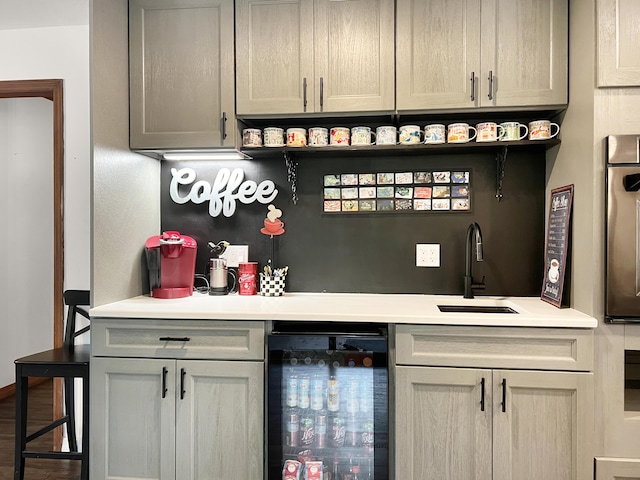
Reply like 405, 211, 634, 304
242, 120, 560, 148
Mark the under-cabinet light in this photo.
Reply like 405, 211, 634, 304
162, 150, 252, 161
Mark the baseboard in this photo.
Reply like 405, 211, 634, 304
0, 377, 50, 401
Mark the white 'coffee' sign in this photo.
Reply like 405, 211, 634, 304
169, 167, 278, 217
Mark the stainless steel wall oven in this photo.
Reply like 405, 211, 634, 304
606, 135, 640, 322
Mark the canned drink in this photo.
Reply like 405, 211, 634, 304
299, 376, 310, 409
285, 412, 300, 447
327, 377, 339, 412
330, 417, 345, 447
315, 414, 327, 448
285, 376, 298, 408
361, 422, 374, 453
311, 377, 324, 411
300, 416, 315, 446
345, 415, 359, 447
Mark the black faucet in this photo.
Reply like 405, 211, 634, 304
464, 222, 486, 299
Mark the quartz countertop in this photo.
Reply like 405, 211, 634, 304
89, 292, 597, 328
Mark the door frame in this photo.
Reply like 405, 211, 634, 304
0, 79, 65, 445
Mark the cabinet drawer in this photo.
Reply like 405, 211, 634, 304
92, 318, 264, 360
395, 325, 593, 371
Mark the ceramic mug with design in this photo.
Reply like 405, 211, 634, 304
376, 126, 397, 145
500, 122, 528, 141
330, 127, 350, 146
351, 126, 376, 146
308, 127, 329, 146
447, 123, 477, 143
399, 125, 423, 145
476, 122, 503, 142
528, 120, 560, 140
263, 127, 285, 147
286, 128, 307, 147
242, 128, 262, 147
424, 124, 446, 144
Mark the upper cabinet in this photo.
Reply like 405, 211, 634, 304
129, 0, 236, 149
597, 0, 640, 87
235, 0, 395, 116
396, 0, 568, 111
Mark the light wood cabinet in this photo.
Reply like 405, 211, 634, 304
396, 0, 568, 111
395, 325, 594, 480
90, 319, 264, 480
235, 0, 395, 116
596, 457, 640, 480
129, 0, 236, 149
597, 0, 640, 87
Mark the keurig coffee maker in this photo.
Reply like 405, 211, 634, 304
145, 231, 197, 299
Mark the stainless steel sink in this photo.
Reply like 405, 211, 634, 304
437, 305, 518, 314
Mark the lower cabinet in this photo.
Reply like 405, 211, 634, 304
596, 457, 640, 479
90, 319, 264, 480
394, 325, 594, 480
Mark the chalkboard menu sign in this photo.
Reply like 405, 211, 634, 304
541, 185, 574, 307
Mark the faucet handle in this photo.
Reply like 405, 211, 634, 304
472, 276, 486, 290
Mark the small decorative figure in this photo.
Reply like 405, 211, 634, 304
260, 204, 285, 237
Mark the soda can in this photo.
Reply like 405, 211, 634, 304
285, 376, 298, 408
330, 417, 345, 447
300, 416, 315, 446
315, 414, 327, 448
285, 412, 300, 447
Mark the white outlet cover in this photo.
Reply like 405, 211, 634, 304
220, 245, 249, 267
416, 244, 440, 267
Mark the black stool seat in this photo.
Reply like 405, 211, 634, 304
14, 290, 90, 480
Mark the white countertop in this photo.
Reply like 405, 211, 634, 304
89, 292, 597, 328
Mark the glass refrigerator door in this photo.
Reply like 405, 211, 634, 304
268, 334, 388, 480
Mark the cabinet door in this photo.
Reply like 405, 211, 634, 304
129, 0, 236, 149
395, 366, 492, 480
313, 0, 395, 113
480, 0, 568, 107
235, 0, 314, 115
90, 357, 176, 480
175, 360, 264, 480
597, 0, 640, 86
396, 0, 481, 111
492, 370, 593, 480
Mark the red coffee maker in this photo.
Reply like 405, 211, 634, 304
145, 231, 197, 299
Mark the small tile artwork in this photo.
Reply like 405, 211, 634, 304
323, 170, 471, 213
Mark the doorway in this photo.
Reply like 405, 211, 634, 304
0, 79, 64, 446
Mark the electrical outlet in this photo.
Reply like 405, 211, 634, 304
416, 244, 440, 267
220, 245, 249, 267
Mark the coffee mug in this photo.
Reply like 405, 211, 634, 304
424, 124, 446, 144
242, 128, 262, 147
286, 127, 307, 147
376, 126, 397, 145
308, 127, 329, 146
330, 127, 350, 146
528, 120, 560, 140
399, 125, 422, 145
476, 122, 503, 142
447, 123, 477, 143
500, 122, 528, 141
351, 126, 376, 146
263, 127, 284, 147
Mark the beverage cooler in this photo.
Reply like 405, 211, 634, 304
267, 322, 389, 480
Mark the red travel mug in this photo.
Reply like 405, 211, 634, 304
238, 262, 258, 295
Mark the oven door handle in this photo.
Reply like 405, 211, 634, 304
624, 173, 640, 192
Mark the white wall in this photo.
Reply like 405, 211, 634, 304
0, 24, 90, 385
0, 98, 54, 387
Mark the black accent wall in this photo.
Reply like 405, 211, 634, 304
161, 149, 545, 296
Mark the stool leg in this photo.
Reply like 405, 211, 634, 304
14, 366, 27, 480
64, 377, 78, 451
81, 373, 89, 480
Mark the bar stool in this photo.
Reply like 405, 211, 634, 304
14, 289, 91, 480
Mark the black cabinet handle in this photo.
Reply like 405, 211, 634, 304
470, 71, 475, 102
319, 77, 324, 111
480, 377, 485, 411
180, 368, 186, 400
303, 77, 307, 112
161, 367, 168, 399
159, 337, 191, 342
501, 378, 507, 412
222, 111, 227, 140
488, 70, 494, 100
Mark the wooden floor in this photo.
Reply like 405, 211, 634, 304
0, 380, 81, 480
